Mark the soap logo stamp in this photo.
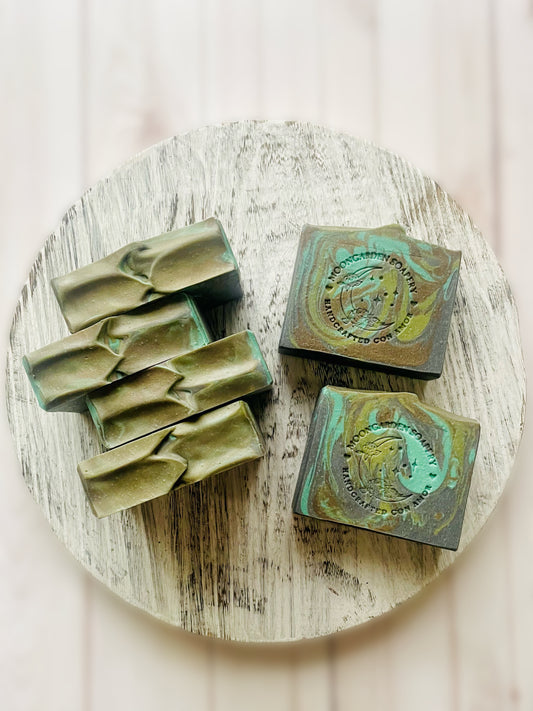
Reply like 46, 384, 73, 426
323, 251, 418, 345
342, 421, 440, 516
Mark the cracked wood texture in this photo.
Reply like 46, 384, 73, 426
6, 121, 524, 642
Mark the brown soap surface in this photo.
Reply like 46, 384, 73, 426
52, 217, 242, 332
23, 294, 211, 412
78, 400, 265, 518
293, 386, 480, 550
279, 224, 461, 379
87, 330, 272, 448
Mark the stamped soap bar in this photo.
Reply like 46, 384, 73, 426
279, 224, 461, 379
78, 400, 265, 518
23, 294, 211, 412
87, 330, 273, 448
293, 386, 480, 550
52, 217, 242, 332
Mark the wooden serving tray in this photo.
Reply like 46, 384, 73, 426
6, 121, 525, 642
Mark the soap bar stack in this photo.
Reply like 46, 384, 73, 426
23, 294, 212, 412
24, 218, 271, 517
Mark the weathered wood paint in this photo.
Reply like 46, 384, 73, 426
6, 122, 525, 641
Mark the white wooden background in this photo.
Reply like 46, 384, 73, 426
1, 0, 531, 709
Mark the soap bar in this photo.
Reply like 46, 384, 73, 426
52, 217, 242, 332
23, 294, 211, 412
87, 330, 272, 448
279, 224, 461, 379
78, 400, 265, 518
293, 386, 480, 550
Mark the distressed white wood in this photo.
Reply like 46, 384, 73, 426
203, 0, 262, 122
5, 121, 525, 642
377, 0, 438, 172
2, 0, 533, 707
89, 582, 212, 711
333, 581, 458, 711
260, 0, 322, 121
321, 0, 378, 140
0, 2, 87, 710
84, 0, 205, 182
370, 4, 515, 707
492, 2, 533, 710
211, 638, 331, 711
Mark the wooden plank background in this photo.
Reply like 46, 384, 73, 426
0, 0, 531, 708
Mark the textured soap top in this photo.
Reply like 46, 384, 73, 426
52, 217, 242, 332
293, 387, 480, 550
87, 330, 272, 448
279, 224, 461, 379
22, 294, 211, 412
79, 400, 265, 518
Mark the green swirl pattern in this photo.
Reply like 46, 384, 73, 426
293, 387, 480, 550
279, 224, 461, 379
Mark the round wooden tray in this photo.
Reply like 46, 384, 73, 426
6, 121, 525, 642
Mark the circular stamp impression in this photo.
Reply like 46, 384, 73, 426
323, 251, 419, 345
343, 420, 444, 516
280, 223, 463, 377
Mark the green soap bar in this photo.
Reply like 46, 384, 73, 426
78, 400, 265, 518
52, 217, 242, 332
279, 224, 461, 379
23, 294, 211, 412
293, 386, 480, 551
87, 330, 272, 448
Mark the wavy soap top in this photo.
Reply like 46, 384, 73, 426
23, 293, 211, 412
78, 400, 265, 518
52, 217, 242, 332
86, 330, 273, 448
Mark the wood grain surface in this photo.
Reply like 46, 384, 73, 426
3, 0, 533, 708
5, 121, 525, 641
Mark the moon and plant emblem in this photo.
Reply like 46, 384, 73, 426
352, 430, 414, 503
327, 262, 408, 337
